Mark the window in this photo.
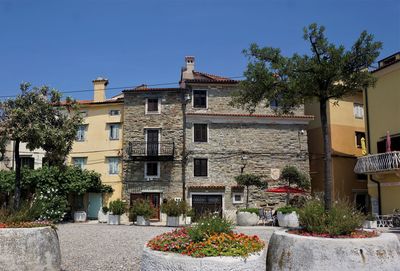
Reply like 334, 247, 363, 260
232, 193, 244, 204
109, 110, 120, 116
146, 98, 160, 114
193, 90, 207, 108
76, 125, 87, 141
72, 157, 87, 170
193, 124, 208, 142
145, 162, 160, 179
356, 174, 368, 181
194, 158, 208, 177
20, 157, 34, 169
353, 103, 364, 119
109, 123, 120, 140
108, 157, 120, 175
355, 132, 366, 148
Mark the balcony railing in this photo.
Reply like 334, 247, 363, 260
127, 141, 175, 161
354, 151, 400, 174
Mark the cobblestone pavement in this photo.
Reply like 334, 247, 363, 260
58, 223, 277, 271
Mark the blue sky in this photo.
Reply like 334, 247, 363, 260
0, 0, 399, 100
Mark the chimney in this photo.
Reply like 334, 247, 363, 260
92, 77, 108, 102
182, 56, 195, 80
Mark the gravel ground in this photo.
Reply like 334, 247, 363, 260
57, 223, 276, 271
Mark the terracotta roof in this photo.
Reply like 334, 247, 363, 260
184, 71, 239, 84
188, 185, 226, 190
123, 87, 183, 93
186, 112, 314, 120
58, 97, 123, 106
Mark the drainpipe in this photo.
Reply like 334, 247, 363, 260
181, 88, 189, 201
365, 86, 382, 215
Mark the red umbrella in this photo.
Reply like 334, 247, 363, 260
266, 186, 306, 194
386, 131, 392, 152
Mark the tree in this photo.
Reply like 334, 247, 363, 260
281, 165, 310, 204
0, 83, 82, 209
231, 23, 382, 210
234, 173, 265, 208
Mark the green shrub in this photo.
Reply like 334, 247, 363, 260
161, 199, 188, 217
102, 206, 109, 213
365, 213, 376, 221
298, 199, 365, 236
109, 199, 126, 216
129, 199, 155, 221
187, 216, 234, 242
277, 205, 297, 214
0, 201, 42, 223
238, 208, 259, 215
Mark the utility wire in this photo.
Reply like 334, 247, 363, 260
0, 75, 245, 99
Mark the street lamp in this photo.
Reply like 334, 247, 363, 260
240, 154, 248, 174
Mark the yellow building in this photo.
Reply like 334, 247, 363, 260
355, 52, 400, 215
68, 77, 124, 219
306, 92, 368, 211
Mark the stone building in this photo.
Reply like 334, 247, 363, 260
123, 56, 313, 221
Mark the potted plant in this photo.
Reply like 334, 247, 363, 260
236, 208, 259, 226
108, 199, 126, 225
280, 165, 310, 204
276, 205, 298, 227
234, 174, 265, 226
129, 199, 155, 226
98, 206, 108, 223
363, 213, 377, 229
267, 199, 400, 270
143, 216, 266, 270
161, 199, 186, 227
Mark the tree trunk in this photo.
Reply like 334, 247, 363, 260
13, 139, 21, 210
320, 99, 333, 210
246, 185, 249, 209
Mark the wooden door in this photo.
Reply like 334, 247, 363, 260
146, 130, 159, 156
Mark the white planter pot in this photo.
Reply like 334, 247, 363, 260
0, 227, 61, 271
142, 245, 267, 271
98, 211, 108, 223
267, 230, 400, 271
363, 220, 377, 229
166, 216, 179, 227
74, 211, 87, 222
137, 216, 150, 226
108, 214, 121, 225
277, 211, 299, 227
236, 211, 259, 226
178, 215, 192, 225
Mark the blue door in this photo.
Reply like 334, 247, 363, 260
88, 193, 102, 219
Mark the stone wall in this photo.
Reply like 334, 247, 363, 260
186, 84, 305, 116
185, 122, 310, 212
122, 90, 184, 201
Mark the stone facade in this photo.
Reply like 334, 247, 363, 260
122, 58, 312, 221
123, 89, 184, 204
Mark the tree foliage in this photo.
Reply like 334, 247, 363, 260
281, 165, 310, 190
235, 173, 266, 208
231, 23, 382, 209
0, 83, 82, 208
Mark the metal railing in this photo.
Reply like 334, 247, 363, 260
354, 151, 400, 174
127, 141, 175, 157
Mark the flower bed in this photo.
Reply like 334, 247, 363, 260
147, 227, 264, 258
143, 216, 266, 271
